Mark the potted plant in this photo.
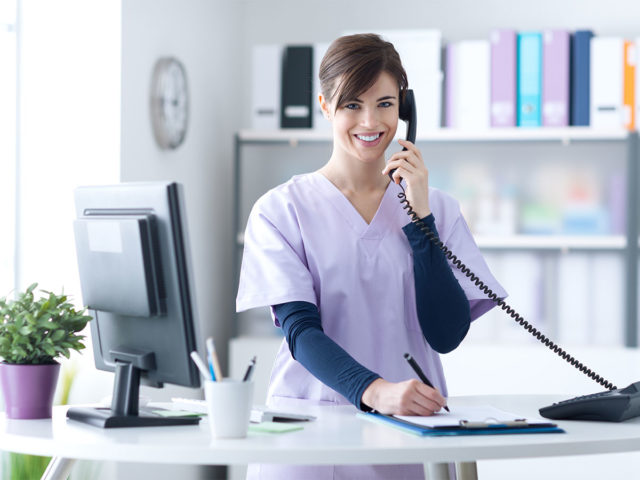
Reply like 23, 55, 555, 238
0, 283, 91, 419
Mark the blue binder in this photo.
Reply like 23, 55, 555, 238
570, 30, 595, 126
517, 32, 543, 127
358, 412, 564, 437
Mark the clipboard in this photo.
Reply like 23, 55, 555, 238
357, 408, 564, 437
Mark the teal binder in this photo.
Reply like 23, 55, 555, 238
358, 412, 564, 437
517, 32, 543, 127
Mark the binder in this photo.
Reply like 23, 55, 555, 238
590, 36, 624, 129
637, 37, 640, 131
570, 30, 594, 126
490, 29, 517, 127
312, 42, 331, 132
517, 32, 543, 127
623, 40, 636, 130
281, 45, 313, 129
445, 40, 490, 129
251, 44, 282, 130
543, 30, 570, 127
357, 410, 563, 437
376, 30, 443, 132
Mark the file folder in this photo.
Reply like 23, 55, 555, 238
281, 46, 313, 129
570, 30, 594, 126
543, 30, 570, 127
590, 36, 624, 129
251, 44, 282, 130
637, 37, 640, 131
623, 40, 636, 131
490, 29, 517, 127
517, 32, 543, 127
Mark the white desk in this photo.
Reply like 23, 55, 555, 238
2, 395, 640, 480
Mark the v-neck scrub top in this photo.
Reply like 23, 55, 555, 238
236, 172, 507, 478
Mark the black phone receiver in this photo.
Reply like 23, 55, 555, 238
389, 89, 417, 180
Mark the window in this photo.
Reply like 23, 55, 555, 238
0, 1, 16, 295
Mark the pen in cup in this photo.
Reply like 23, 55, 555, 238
404, 352, 450, 412
242, 356, 257, 382
190, 351, 213, 381
206, 337, 224, 381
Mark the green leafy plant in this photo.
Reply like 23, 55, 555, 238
0, 283, 91, 364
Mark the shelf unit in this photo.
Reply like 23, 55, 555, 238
233, 128, 639, 346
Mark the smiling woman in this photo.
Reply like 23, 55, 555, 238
236, 33, 506, 480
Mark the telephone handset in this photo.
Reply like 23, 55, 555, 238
387, 90, 418, 181
394, 90, 640, 421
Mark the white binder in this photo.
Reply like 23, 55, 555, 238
251, 44, 282, 130
375, 29, 443, 133
590, 37, 624, 129
313, 42, 331, 132
447, 40, 491, 129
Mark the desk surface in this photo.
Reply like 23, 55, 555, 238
2, 395, 640, 466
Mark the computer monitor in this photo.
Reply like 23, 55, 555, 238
67, 182, 202, 428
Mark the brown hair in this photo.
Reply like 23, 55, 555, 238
319, 33, 408, 112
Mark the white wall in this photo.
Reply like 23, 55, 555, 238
121, 0, 242, 376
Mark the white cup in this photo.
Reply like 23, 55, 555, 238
204, 379, 254, 438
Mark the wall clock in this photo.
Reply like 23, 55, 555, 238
150, 57, 189, 150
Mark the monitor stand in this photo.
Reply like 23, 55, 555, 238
67, 349, 200, 428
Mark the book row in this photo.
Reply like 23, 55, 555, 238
250, 30, 639, 134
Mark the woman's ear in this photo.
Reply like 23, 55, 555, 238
318, 94, 331, 120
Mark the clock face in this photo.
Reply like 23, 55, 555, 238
151, 58, 189, 150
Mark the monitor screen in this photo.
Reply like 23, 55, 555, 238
67, 182, 202, 428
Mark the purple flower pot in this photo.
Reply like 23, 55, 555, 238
0, 362, 60, 419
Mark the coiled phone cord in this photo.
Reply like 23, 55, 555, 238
397, 186, 617, 391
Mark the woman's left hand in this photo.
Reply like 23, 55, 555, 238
381, 139, 430, 218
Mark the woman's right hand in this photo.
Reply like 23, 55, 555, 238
361, 378, 447, 415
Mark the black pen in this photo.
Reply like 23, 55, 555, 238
404, 352, 450, 412
242, 356, 257, 382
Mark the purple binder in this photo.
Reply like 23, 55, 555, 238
543, 30, 570, 126
490, 29, 517, 127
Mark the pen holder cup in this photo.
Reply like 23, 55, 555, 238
204, 379, 254, 438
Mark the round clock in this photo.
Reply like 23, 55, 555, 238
150, 57, 189, 150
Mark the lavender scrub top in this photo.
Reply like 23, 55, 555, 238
236, 172, 507, 408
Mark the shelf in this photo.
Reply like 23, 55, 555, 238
237, 232, 627, 252
475, 234, 626, 251
238, 127, 630, 144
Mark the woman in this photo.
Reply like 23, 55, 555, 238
236, 33, 507, 479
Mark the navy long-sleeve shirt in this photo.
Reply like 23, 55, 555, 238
274, 214, 471, 410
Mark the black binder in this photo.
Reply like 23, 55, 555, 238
280, 46, 313, 128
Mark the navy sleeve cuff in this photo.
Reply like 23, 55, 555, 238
402, 214, 439, 251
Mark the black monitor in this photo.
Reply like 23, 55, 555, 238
67, 182, 202, 428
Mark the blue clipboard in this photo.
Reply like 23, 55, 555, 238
358, 412, 565, 437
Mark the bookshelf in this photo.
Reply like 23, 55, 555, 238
232, 128, 639, 346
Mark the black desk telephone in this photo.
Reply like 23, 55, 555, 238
396, 90, 640, 422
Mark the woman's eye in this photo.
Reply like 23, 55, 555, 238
344, 103, 360, 110
379, 101, 392, 108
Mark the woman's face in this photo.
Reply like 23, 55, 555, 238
324, 71, 399, 166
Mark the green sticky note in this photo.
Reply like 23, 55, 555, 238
249, 422, 304, 434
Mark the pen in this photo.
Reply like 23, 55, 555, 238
206, 337, 224, 381
242, 356, 257, 382
404, 352, 450, 412
190, 351, 212, 381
